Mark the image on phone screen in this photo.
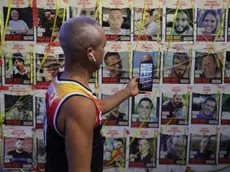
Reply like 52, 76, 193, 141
138, 63, 153, 91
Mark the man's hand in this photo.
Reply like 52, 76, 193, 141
124, 76, 140, 97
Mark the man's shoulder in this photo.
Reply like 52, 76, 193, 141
8, 150, 16, 155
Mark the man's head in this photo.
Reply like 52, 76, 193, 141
138, 138, 150, 155
104, 52, 122, 77
175, 10, 190, 34
15, 138, 25, 152
202, 54, 217, 78
200, 136, 211, 153
59, 17, 106, 73
201, 96, 216, 116
79, 8, 95, 18
172, 95, 183, 107
138, 97, 153, 120
16, 101, 24, 109
108, 9, 124, 32
13, 53, 25, 72
167, 136, 184, 158
43, 9, 56, 25
143, 10, 152, 26
140, 54, 153, 63
172, 52, 189, 77
11, 9, 19, 21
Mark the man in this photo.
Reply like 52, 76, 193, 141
137, 97, 155, 122
165, 136, 184, 160
107, 9, 129, 35
12, 53, 29, 80
169, 52, 190, 79
196, 96, 216, 119
104, 52, 128, 78
8, 138, 31, 163
201, 54, 221, 79
45, 16, 139, 172
107, 105, 127, 125
135, 138, 152, 163
162, 95, 185, 119
7, 101, 31, 120
173, 10, 192, 36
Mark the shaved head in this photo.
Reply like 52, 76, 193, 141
59, 17, 103, 64
141, 54, 153, 63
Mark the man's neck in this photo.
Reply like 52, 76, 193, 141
16, 149, 23, 154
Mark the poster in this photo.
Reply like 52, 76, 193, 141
161, 85, 190, 125
131, 91, 159, 128
100, 85, 129, 126
129, 129, 157, 168
133, 0, 162, 41
159, 126, 187, 165
3, 44, 33, 85
102, 0, 131, 41
35, 91, 46, 129
219, 126, 230, 164
4, 127, 33, 169
196, 0, 225, 42
35, 130, 46, 170
4, 87, 34, 126
132, 42, 160, 84
163, 43, 192, 84
194, 43, 224, 84
102, 42, 130, 84
165, 0, 193, 42
224, 46, 230, 83
221, 85, 230, 124
189, 126, 217, 164
103, 127, 126, 168
191, 85, 220, 125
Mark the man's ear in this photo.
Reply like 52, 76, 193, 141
86, 47, 94, 61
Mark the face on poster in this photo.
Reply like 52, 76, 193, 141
37, 8, 66, 42
37, 138, 46, 167
225, 51, 230, 83
219, 127, 230, 164
129, 137, 156, 168
159, 134, 187, 165
3, 7, 34, 41
102, 7, 131, 41
102, 51, 129, 84
194, 52, 222, 84
161, 93, 189, 125
165, 9, 193, 42
191, 93, 219, 125
36, 53, 64, 86
133, 8, 162, 41
70, 7, 97, 19
197, 9, 224, 42
163, 51, 190, 84
133, 51, 160, 83
103, 137, 126, 168
4, 137, 32, 169
4, 94, 33, 126
4, 52, 32, 85
131, 94, 159, 128
189, 134, 217, 164
35, 97, 45, 128
101, 94, 129, 126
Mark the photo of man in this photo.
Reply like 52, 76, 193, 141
194, 53, 222, 84
166, 9, 193, 41
35, 97, 45, 128
189, 135, 216, 164
161, 94, 187, 125
37, 8, 66, 42
132, 95, 159, 128
102, 52, 129, 84
163, 52, 190, 83
197, 9, 224, 41
70, 7, 96, 19
37, 138, 46, 168
103, 138, 125, 168
224, 51, 230, 83
4, 94, 33, 126
160, 135, 186, 164
133, 8, 162, 41
133, 51, 160, 83
221, 93, 230, 124
219, 133, 230, 163
102, 8, 131, 41
4, 52, 31, 85
129, 138, 156, 168
101, 94, 128, 126
192, 93, 219, 124
3, 7, 34, 41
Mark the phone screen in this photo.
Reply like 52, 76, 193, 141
138, 63, 153, 91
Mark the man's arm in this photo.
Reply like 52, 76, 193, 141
98, 76, 139, 114
64, 96, 96, 172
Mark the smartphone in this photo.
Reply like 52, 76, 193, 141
138, 62, 154, 92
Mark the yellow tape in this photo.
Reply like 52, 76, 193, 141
185, 89, 190, 125
157, 7, 161, 42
